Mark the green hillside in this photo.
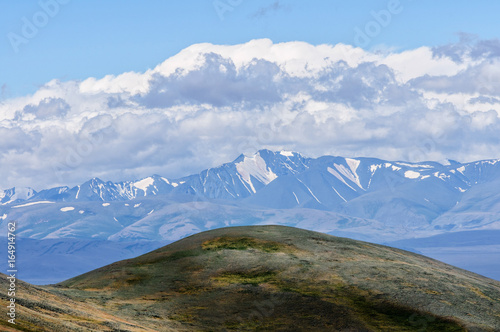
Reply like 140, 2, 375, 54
3, 226, 500, 331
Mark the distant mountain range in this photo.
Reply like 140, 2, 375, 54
2, 150, 500, 283
2, 149, 500, 240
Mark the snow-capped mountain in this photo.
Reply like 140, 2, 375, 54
0, 187, 36, 205
13, 150, 309, 202
3, 149, 500, 284
31, 175, 173, 202
2, 149, 500, 240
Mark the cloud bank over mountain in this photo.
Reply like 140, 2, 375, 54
1, 37, 500, 189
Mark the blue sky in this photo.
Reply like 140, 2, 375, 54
1, 1, 500, 189
1, 0, 500, 97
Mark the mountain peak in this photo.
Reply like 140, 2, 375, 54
279, 150, 295, 157
258, 149, 303, 158
232, 149, 302, 164
86, 177, 105, 184
0, 187, 36, 204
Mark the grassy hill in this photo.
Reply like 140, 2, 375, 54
2, 225, 500, 331
0, 272, 158, 331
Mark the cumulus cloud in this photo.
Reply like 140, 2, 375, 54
433, 33, 500, 62
137, 54, 283, 108
410, 60, 500, 95
20, 98, 70, 119
1, 38, 500, 189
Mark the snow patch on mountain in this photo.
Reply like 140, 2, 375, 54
332, 186, 347, 202
346, 158, 360, 173
236, 153, 278, 193
134, 177, 155, 194
397, 162, 433, 169
280, 150, 294, 157
327, 166, 357, 191
404, 170, 421, 179
297, 178, 322, 204
12, 201, 54, 208
385, 163, 402, 171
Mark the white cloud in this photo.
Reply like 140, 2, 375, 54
380, 47, 471, 82
1, 38, 500, 190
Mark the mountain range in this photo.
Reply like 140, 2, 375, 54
1, 150, 500, 283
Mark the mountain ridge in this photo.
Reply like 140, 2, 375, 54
3, 149, 500, 205
2, 149, 500, 243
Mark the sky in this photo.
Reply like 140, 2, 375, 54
2, 0, 500, 97
1, 0, 500, 190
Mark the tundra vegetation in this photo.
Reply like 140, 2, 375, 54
1, 226, 500, 331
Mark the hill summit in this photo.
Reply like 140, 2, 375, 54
3, 226, 500, 331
